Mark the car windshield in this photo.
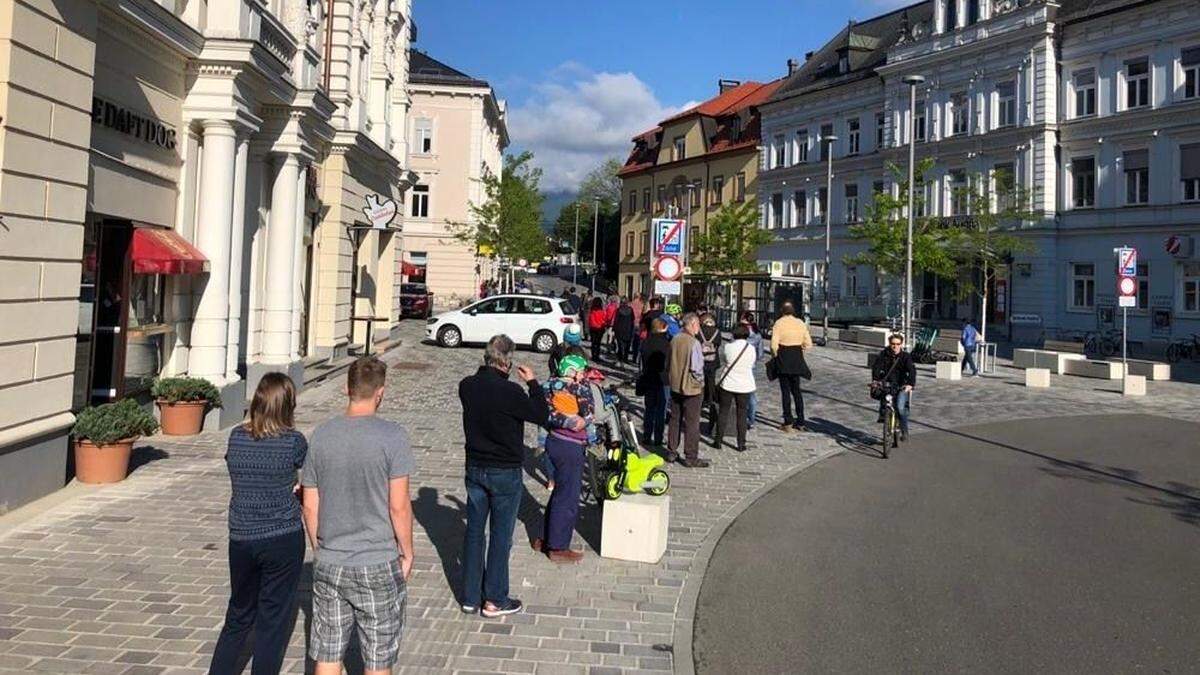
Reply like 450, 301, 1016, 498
401, 284, 426, 294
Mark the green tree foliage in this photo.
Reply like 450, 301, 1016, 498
692, 201, 774, 275
454, 151, 548, 262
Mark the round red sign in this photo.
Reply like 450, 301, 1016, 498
654, 255, 682, 281
1118, 276, 1136, 296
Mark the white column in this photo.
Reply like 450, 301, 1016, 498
188, 120, 238, 384
291, 162, 307, 360
263, 153, 300, 363
225, 134, 250, 381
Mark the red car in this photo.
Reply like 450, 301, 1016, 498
400, 283, 433, 318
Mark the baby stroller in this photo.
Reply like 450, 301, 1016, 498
582, 374, 671, 503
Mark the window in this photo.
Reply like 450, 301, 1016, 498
914, 102, 927, 142
689, 227, 698, 256
1124, 149, 1149, 205
517, 298, 551, 314
711, 175, 724, 205
1183, 263, 1200, 312
845, 184, 859, 222
875, 112, 886, 150
657, 185, 666, 212
793, 191, 806, 226
945, 0, 957, 31
1184, 47, 1200, 99
773, 134, 786, 168
966, 0, 979, 25
729, 116, 742, 142
671, 136, 686, 162
1071, 263, 1096, 309
1182, 143, 1200, 202
625, 232, 634, 257
642, 188, 651, 212
734, 172, 746, 202
410, 184, 429, 217
770, 193, 784, 228
414, 118, 433, 153
994, 162, 1015, 212
1073, 68, 1096, 117
796, 130, 809, 163
847, 118, 860, 155
819, 123, 834, 160
914, 175, 927, 217
1136, 262, 1149, 310
629, 190, 637, 214
1126, 57, 1150, 109
873, 180, 886, 204
845, 265, 859, 299
951, 92, 969, 135
1071, 157, 1096, 208
691, 179, 702, 208
816, 187, 828, 224
997, 81, 1016, 128
949, 170, 968, 215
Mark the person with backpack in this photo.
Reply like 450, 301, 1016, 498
613, 297, 636, 363
587, 297, 608, 363
714, 325, 757, 453
698, 312, 723, 421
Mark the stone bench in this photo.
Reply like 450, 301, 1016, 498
935, 360, 961, 380
1122, 359, 1171, 381
1043, 339, 1086, 354
1123, 374, 1146, 397
601, 493, 669, 564
848, 325, 890, 348
1012, 349, 1087, 374
932, 335, 965, 356
1025, 367, 1050, 388
1061, 358, 1124, 380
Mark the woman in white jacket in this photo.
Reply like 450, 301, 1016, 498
713, 324, 757, 452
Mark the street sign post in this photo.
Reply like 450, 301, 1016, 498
651, 218, 687, 301
1114, 246, 1138, 371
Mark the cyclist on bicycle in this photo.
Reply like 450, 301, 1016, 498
871, 333, 917, 441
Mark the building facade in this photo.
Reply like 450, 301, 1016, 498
758, 0, 1200, 345
0, 0, 415, 512
405, 50, 508, 307
618, 79, 783, 300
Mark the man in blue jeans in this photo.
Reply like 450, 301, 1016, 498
960, 318, 980, 376
457, 335, 552, 618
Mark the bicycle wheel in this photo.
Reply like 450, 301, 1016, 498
1167, 343, 1182, 363
1100, 339, 1116, 358
880, 408, 893, 459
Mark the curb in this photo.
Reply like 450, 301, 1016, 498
672, 446, 844, 675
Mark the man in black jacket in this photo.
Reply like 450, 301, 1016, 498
871, 333, 917, 441
458, 335, 553, 619
638, 317, 672, 448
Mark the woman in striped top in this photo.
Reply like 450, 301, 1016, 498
209, 373, 307, 675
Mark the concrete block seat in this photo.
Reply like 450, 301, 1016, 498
601, 493, 669, 564
1122, 359, 1171, 381
1061, 358, 1124, 380
935, 360, 962, 380
1025, 368, 1051, 388
1123, 374, 1146, 397
1012, 348, 1088, 374
849, 326, 890, 348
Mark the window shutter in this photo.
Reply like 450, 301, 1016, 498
1123, 149, 1148, 171
1182, 144, 1200, 180
1183, 47, 1200, 67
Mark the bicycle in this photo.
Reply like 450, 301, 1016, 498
879, 384, 902, 459
1166, 334, 1200, 363
1082, 331, 1117, 358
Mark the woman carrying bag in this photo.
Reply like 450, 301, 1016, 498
713, 325, 757, 452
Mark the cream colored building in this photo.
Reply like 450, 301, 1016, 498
405, 50, 508, 306
0, 0, 414, 512
618, 79, 782, 299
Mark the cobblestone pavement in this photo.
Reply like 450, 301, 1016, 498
1, 321, 1198, 675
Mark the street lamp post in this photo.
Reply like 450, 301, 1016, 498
591, 198, 600, 293
823, 134, 838, 341
573, 201, 581, 285
902, 74, 926, 345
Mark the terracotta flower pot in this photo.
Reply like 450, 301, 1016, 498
157, 400, 208, 436
74, 438, 134, 484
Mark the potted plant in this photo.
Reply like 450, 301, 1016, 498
72, 399, 159, 483
152, 376, 222, 436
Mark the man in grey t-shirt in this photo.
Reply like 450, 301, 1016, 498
301, 357, 414, 675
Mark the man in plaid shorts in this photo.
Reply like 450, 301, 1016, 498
301, 357, 415, 674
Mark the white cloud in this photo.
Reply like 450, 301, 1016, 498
507, 65, 694, 193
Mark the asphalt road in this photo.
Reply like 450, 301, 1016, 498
693, 414, 1200, 674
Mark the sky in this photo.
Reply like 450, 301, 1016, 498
412, 0, 913, 193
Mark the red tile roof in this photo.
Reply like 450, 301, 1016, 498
619, 78, 784, 177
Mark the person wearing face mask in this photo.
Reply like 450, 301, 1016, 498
871, 333, 917, 441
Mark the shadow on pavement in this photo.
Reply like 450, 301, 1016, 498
412, 486, 466, 602
807, 417, 882, 459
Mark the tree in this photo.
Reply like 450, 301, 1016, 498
453, 151, 548, 263
692, 201, 774, 275
945, 168, 1039, 340
549, 158, 624, 287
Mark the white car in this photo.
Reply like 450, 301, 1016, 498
426, 294, 576, 353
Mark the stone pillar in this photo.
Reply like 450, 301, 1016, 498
291, 162, 308, 360
188, 120, 238, 384
263, 153, 300, 363
226, 134, 250, 381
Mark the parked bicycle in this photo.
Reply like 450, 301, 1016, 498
1082, 330, 1118, 358
1166, 334, 1200, 363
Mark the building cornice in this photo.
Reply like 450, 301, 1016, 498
102, 0, 204, 58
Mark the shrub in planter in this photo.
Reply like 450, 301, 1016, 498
152, 376, 222, 436
72, 399, 159, 484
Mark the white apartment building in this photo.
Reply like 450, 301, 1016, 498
759, 0, 1200, 346
0, 0, 414, 512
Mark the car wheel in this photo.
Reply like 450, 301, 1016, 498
533, 330, 556, 353
437, 325, 462, 348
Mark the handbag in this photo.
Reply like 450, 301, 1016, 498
869, 356, 898, 401
716, 343, 752, 390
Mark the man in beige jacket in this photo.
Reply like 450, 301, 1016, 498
769, 302, 813, 432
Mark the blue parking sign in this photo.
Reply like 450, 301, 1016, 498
653, 218, 685, 256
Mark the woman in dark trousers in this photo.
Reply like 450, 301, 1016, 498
638, 317, 672, 448
613, 297, 635, 363
209, 374, 307, 675
587, 297, 607, 363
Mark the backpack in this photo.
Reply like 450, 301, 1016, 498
700, 330, 718, 363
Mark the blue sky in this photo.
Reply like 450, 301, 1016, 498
412, 0, 910, 191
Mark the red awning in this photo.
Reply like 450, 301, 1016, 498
131, 227, 208, 275
402, 261, 423, 276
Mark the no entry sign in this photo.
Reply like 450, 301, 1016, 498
654, 255, 682, 281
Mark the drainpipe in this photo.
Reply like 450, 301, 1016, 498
322, 0, 335, 91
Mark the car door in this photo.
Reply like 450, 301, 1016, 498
515, 297, 553, 344
459, 298, 499, 342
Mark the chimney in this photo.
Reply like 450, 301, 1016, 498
805, 51, 814, 61
787, 58, 799, 75
718, 78, 742, 94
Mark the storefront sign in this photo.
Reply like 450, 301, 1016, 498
362, 194, 398, 229
1010, 313, 1042, 325
91, 96, 177, 150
